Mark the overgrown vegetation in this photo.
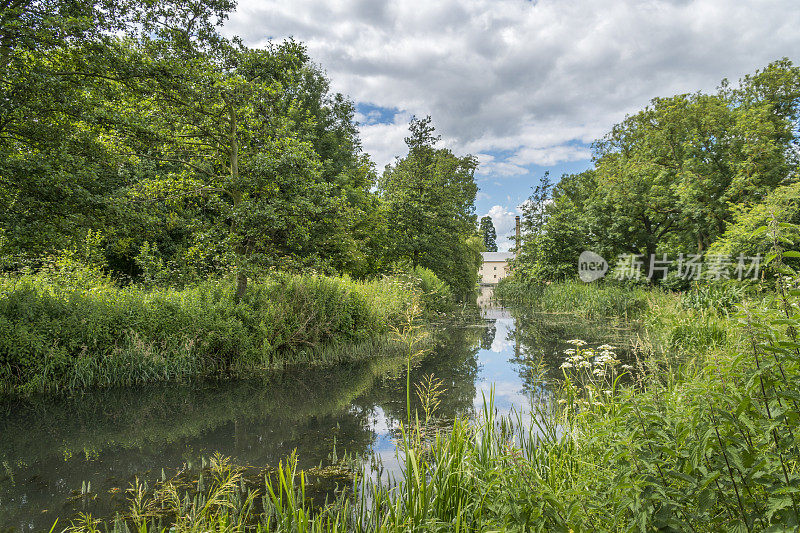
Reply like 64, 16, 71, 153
0, 267, 420, 394
495, 278, 662, 320
60, 225, 800, 531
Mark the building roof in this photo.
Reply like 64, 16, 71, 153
482, 251, 515, 262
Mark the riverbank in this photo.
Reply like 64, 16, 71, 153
0, 270, 426, 394
369, 280, 795, 531
58, 280, 798, 532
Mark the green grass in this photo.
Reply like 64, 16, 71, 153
495, 278, 671, 320
0, 269, 418, 394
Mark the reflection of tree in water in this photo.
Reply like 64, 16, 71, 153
480, 320, 497, 350
0, 359, 401, 531
506, 308, 638, 396
362, 324, 482, 429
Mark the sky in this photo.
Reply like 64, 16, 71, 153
224, 0, 800, 251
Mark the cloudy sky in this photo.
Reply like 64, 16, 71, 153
224, 0, 800, 251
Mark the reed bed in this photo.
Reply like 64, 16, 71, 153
495, 278, 670, 320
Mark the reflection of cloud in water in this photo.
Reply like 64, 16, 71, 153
476, 315, 531, 417
365, 406, 406, 484
474, 380, 529, 414
489, 318, 515, 353
367, 406, 395, 453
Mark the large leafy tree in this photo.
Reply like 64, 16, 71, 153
114, 38, 384, 294
0, 0, 234, 264
514, 171, 598, 282
378, 116, 481, 295
0, 0, 385, 290
591, 61, 799, 260
513, 59, 800, 283
120, 41, 333, 297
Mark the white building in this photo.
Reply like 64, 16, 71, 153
479, 251, 515, 284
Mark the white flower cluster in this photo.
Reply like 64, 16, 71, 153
559, 341, 620, 376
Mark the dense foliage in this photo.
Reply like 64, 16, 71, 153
0, 265, 416, 394
0, 0, 480, 300
512, 60, 800, 284
62, 256, 800, 531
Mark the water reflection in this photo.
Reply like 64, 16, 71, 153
0, 304, 633, 531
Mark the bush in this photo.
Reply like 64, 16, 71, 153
496, 277, 662, 319
411, 266, 453, 313
659, 269, 691, 291
0, 269, 416, 394
391, 264, 454, 314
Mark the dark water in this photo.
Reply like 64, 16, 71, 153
0, 301, 633, 531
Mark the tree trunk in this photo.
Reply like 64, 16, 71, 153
236, 269, 247, 302
225, 96, 248, 302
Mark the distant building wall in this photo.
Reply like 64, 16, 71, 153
480, 261, 510, 283
479, 251, 515, 284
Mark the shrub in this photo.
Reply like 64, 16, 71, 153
391, 265, 454, 314
496, 277, 661, 319
0, 269, 416, 394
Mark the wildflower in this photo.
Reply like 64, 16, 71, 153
566, 339, 587, 346
564, 348, 576, 355
557, 399, 567, 404
603, 390, 612, 395
560, 362, 573, 369
598, 344, 616, 351
621, 364, 633, 371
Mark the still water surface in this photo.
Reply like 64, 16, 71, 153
0, 302, 633, 531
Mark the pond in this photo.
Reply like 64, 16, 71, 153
0, 300, 634, 531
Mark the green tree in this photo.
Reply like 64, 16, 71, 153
514, 171, 596, 282
512, 59, 800, 282
378, 116, 480, 296
0, 1, 383, 290
480, 216, 497, 252
120, 40, 363, 297
0, 0, 233, 265
708, 181, 800, 260
592, 73, 797, 260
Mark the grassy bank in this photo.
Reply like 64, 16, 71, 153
494, 278, 667, 320
59, 277, 800, 532
0, 270, 418, 394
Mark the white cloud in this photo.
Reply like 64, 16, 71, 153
225, 0, 800, 176
356, 112, 411, 169
475, 153, 528, 176
485, 205, 521, 252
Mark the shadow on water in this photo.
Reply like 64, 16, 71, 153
0, 294, 636, 531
